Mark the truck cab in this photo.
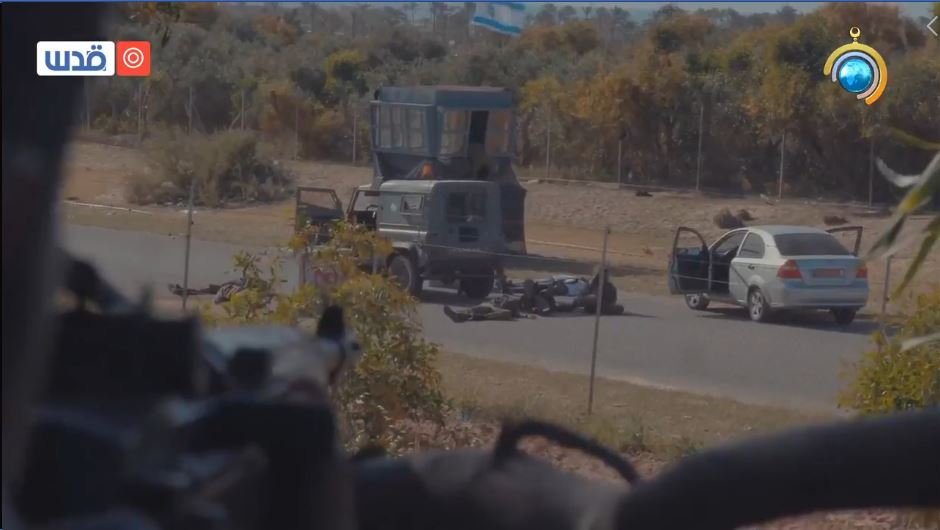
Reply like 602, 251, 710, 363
368, 85, 526, 255
346, 180, 503, 298
296, 86, 527, 299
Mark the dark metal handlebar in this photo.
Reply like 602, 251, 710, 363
354, 410, 940, 530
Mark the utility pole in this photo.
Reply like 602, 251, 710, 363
188, 86, 194, 132
868, 136, 875, 207
182, 179, 195, 311
241, 88, 246, 131
778, 129, 786, 200
182, 85, 195, 311
352, 103, 358, 165
545, 105, 552, 180
695, 101, 704, 192
294, 101, 300, 160
587, 226, 610, 415
136, 83, 143, 143
84, 77, 91, 130
617, 138, 623, 187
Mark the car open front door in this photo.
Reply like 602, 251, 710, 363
668, 227, 710, 294
346, 188, 381, 230
295, 186, 344, 232
826, 226, 864, 256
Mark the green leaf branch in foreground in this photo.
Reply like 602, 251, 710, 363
866, 151, 939, 296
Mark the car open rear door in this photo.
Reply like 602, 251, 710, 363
668, 227, 711, 294
826, 226, 863, 256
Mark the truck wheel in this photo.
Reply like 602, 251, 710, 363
389, 254, 422, 296
460, 272, 495, 300
685, 293, 710, 311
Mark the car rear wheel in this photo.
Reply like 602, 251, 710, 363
685, 293, 710, 310
748, 288, 770, 322
831, 308, 857, 326
389, 254, 422, 296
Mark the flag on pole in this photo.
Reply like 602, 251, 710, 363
471, 2, 525, 37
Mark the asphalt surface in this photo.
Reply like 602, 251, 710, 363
65, 224, 874, 410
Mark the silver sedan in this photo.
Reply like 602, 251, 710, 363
668, 225, 869, 324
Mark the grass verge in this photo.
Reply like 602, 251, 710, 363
438, 351, 832, 460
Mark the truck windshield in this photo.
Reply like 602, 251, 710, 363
774, 233, 851, 256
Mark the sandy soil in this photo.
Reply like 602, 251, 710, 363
62, 140, 938, 312
427, 352, 934, 530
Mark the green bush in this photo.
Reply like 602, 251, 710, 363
127, 128, 293, 206
839, 286, 940, 414
203, 222, 444, 451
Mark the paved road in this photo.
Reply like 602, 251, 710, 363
65, 225, 874, 410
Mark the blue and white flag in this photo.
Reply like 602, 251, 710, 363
471, 2, 525, 37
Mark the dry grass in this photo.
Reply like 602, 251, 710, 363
435, 352, 938, 530
438, 351, 830, 455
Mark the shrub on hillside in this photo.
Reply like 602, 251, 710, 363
839, 286, 940, 414
202, 222, 444, 450
127, 128, 292, 206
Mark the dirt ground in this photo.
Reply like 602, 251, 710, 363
62, 140, 938, 313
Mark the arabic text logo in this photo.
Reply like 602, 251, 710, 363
117, 41, 151, 77
37, 41, 114, 76
822, 27, 887, 106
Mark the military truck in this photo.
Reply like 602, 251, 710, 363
296, 85, 527, 298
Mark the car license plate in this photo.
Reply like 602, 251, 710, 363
813, 268, 844, 278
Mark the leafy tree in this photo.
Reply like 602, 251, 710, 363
325, 49, 368, 95
519, 75, 564, 166
88, 2, 938, 199
202, 223, 445, 449
291, 66, 327, 98
179, 3, 219, 29
557, 5, 576, 24
533, 3, 558, 26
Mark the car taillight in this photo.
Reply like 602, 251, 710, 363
856, 265, 868, 279
777, 260, 803, 279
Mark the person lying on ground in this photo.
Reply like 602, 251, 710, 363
443, 280, 554, 323
554, 269, 625, 315
167, 278, 247, 304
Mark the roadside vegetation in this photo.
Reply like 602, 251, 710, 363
201, 222, 446, 452
90, 2, 938, 203
841, 150, 940, 416
839, 286, 940, 414
128, 128, 293, 206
